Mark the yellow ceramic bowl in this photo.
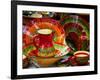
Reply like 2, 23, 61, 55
28, 43, 69, 67
30, 56, 62, 67
30, 48, 69, 67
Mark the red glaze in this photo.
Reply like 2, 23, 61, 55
33, 33, 54, 48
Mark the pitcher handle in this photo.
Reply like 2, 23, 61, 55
33, 35, 40, 47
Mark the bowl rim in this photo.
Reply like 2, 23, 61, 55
74, 51, 89, 57
29, 53, 66, 59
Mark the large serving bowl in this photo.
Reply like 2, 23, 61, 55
27, 43, 69, 67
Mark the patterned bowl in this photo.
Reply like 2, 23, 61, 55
29, 44, 70, 67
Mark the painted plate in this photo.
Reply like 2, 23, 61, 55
23, 18, 65, 45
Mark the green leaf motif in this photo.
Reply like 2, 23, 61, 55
61, 17, 89, 39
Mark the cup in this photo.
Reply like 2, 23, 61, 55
74, 51, 89, 65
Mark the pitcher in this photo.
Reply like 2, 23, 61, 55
33, 29, 55, 54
